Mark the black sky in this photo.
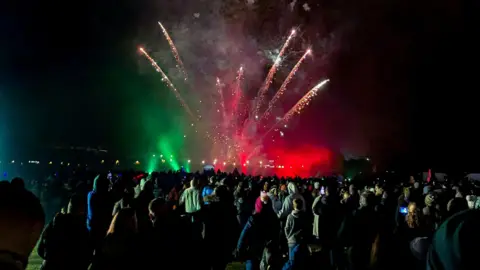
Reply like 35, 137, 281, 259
1, 0, 479, 170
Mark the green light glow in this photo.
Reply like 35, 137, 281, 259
158, 138, 180, 171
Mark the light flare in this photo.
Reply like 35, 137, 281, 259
253, 29, 297, 116
261, 49, 312, 120
261, 79, 330, 141
139, 47, 195, 120
158, 22, 188, 81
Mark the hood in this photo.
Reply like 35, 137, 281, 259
139, 179, 146, 191
427, 210, 480, 270
92, 174, 108, 193
410, 237, 430, 261
287, 182, 299, 195
466, 195, 476, 209
291, 209, 305, 218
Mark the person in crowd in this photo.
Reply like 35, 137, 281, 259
72, 181, 88, 216
112, 186, 134, 216
146, 197, 183, 269
168, 182, 182, 202
90, 208, 140, 270
340, 190, 350, 204
312, 182, 321, 197
285, 198, 309, 254
410, 182, 423, 205
404, 202, 429, 239
87, 174, 113, 251
423, 193, 441, 230
134, 180, 155, 233
281, 242, 310, 270
202, 176, 215, 204
277, 182, 306, 219
427, 209, 480, 270
396, 187, 412, 227
277, 182, 305, 256
134, 178, 145, 198
375, 189, 398, 233
260, 241, 282, 270
203, 185, 238, 270
465, 195, 476, 209
10, 160, 480, 270
446, 197, 468, 218
409, 237, 430, 270
234, 181, 251, 228
338, 191, 379, 270
345, 184, 360, 213
180, 178, 202, 215
37, 197, 91, 270
0, 181, 45, 270
312, 185, 340, 249
279, 183, 288, 203
268, 186, 283, 214
237, 196, 280, 270
11, 177, 25, 189
180, 178, 203, 242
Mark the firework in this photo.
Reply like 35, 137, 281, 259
262, 79, 330, 139
261, 49, 311, 121
253, 29, 296, 117
216, 77, 227, 122
139, 47, 195, 120
230, 66, 244, 124
140, 20, 331, 173
158, 22, 188, 81
284, 79, 330, 121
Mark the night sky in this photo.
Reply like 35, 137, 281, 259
0, 0, 478, 170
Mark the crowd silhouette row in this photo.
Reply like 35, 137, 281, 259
0, 170, 479, 270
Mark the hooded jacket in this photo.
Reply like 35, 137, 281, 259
277, 183, 306, 219
427, 209, 480, 270
285, 209, 309, 247
87, 175, 112, 232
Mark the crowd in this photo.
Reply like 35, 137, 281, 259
0, 169, 479, 270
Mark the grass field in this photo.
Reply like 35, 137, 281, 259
27, 248, 245, 270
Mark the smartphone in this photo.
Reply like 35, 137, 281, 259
320, 187, 325, 195
399, 207, 408, 215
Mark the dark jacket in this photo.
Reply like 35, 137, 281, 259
237, 211, 280, 260
38, 213, 91, 270
90, 233, 140, 270
87, 175, 112, 232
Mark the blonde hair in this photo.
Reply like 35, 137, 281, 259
107, 208, 137, 235
406, 202, 422, 228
